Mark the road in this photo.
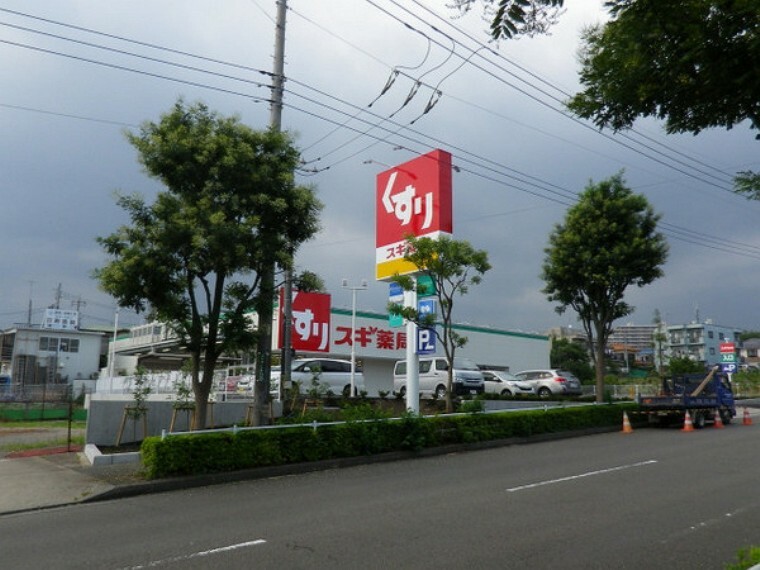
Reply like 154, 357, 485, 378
1, 421, 758, 569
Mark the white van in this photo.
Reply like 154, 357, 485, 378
393, 356, 485, 399
272, 358, 365, 397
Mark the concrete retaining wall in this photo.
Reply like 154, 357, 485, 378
85, 395, 281, 446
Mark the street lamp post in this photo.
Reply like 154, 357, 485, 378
109, 309, 119, 394
342, 278, 367, 397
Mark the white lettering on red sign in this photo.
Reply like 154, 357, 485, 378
292, 308, 329, 351
375, 150, 452, 254
280, 290, 331, 353
381, 172, 433, 230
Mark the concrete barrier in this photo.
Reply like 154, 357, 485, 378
85, 395, 282, 446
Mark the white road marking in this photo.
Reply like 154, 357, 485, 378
121, 539, 266, 569
506, 460, 658, 492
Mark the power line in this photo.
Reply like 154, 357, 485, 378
365, 0, 738, 193
2, 4, 739, 197
400, 0, 738, 185
2, 6, 758, 264
0, 102, 136, 127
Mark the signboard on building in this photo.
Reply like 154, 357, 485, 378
278, 290, 331, 352
418, 298, 436, 318
720, 352, 736, 363
375, 149, 453, 281
41, 309, 79, 331
388, 282, 404, 328
416, 274, 436, 297
720, 342, 737, 374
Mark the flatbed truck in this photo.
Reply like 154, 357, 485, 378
637, 367, 736, 428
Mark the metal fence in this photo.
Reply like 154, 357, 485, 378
94, 370, 254, 402
0, 382, 73, 404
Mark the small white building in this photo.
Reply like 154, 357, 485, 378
0, 324, 104, 396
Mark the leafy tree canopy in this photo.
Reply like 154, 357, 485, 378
389, 234, 491, 412
542, 172, 668, 401
451, 0, 565, 39
567, 1, 760, 139
550, 337, 594, 382
667, 356, 706, 375
95, 100, 322, 426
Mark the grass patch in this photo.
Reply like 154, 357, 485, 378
0, 420, 86, 429
0, 435, 85, 453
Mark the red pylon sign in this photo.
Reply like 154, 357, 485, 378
714, 410, 725, 429
743, 408, 753, 426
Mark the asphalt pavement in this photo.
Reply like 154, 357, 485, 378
1, 405, 759, 517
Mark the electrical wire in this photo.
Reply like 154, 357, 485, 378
1, 5, 758, 263
367, 0, 739, 193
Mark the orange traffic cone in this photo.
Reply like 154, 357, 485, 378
682, 410, 694, 432
714, 410, 724, 429
743, 407, 753, 426
622, 411, 633, 434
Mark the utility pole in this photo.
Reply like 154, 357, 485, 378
269, 0, 286, 130
254, 0, 289, 423
26, 280, 34, 326
272, 0, 294, 401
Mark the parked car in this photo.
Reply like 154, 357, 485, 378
236, 375, 254, 392
512, 369, 583, 398
393, 356, 485, 399
481, 370, 534, 397
273, 358, 365, 397
219, 375, 242, 392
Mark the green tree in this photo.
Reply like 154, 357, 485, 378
389, 235, 491, 413
95, 100, 322, 429
666, 356, 704, 375
567, 2, 759, 138
549, 337, 593, 383
451, 0, 565, 39
542, 173, 668, 402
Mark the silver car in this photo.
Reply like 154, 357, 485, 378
513, 369, 583, 398
482, 370, 534, 397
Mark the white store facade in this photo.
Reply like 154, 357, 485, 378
107, 308, 550, 397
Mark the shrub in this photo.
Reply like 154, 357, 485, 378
726, 546, 760, 570
141, 403, 634, 479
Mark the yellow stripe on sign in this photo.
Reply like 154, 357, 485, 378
376, 258, 418, 281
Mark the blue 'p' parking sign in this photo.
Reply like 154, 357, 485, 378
417, 326, 436, 354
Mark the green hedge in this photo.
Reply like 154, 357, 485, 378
726, 546, 760, 570
0, 407, 87, 422
141, 404, 634, 479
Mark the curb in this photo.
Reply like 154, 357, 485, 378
84, 444, 141, 466
82, 424, 621, 504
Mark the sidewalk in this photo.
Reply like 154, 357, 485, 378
0, 448, 149, 515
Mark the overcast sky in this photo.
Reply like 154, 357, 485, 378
1, 1, 758, 336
